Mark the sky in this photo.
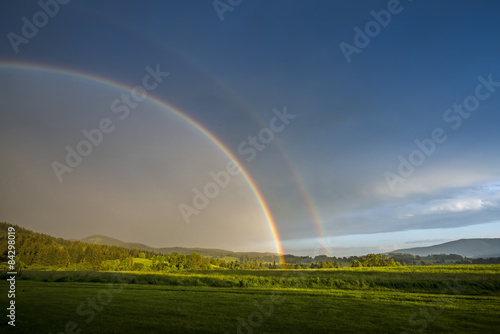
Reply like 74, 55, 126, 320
1, 0, 500, 257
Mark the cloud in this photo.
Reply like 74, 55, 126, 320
296, 178, 500, 241
398, 181, 500, 218
372, 167, 498, 199
422, 198, 494, 215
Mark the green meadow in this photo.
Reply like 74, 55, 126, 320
1, 265, 500, 333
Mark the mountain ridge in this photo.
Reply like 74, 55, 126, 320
80, 234, 279, 259
390, 238, 500, 258
82, 234, 500, 259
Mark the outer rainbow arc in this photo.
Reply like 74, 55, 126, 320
0, 61, 286, 265
266, 138, 331, 257
287, 163, 331, 257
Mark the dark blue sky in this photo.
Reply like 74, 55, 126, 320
1, 0, 500, 255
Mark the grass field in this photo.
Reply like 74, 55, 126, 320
1, 265, 499, 333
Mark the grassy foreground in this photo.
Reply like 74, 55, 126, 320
1, 265, 499, 333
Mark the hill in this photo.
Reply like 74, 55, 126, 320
0, 222, 158, 270
391, 238, 500, 258
80, 234, 279, 260
80, 235, 156, 252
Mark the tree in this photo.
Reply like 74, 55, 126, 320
356, 254, 401, 267
121, 257, 133, 271
349, 260, 362, 267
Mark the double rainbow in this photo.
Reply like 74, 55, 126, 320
1, 62, 287, 264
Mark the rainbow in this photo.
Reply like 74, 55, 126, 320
185, 70, 333, 256
288, 165, 331, 257
0, 62, 286, 265
274, 150, 331, 257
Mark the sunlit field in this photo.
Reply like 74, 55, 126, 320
2, 265, 499, 333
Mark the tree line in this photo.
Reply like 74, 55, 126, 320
2, 223, 499, 272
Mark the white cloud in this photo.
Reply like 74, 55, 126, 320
398, 180, 500, 218
422, 198, 494, 215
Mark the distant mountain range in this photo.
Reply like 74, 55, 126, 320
80, 235, 278, 259
391, 238, 500, 258
4, 220, 498, 259
82, 234, 500, 259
